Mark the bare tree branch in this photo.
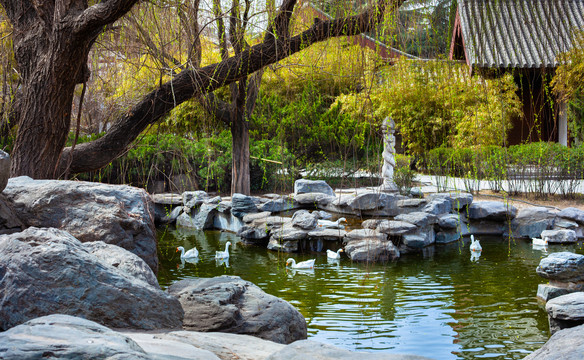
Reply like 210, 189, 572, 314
59, 0, 403, 174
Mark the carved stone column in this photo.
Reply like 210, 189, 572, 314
381, 117, 398, 192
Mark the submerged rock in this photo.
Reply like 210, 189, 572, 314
3, 176, 158, 272
0, 227, 183, 331
168, 276, 307, 344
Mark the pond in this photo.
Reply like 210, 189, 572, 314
156, 226, 584, 360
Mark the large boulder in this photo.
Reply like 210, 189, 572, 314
468, 201, 517, 221
524, 324, 584, 360
0, 194, 23, 234
0, 315, 156, 360
428, 192, 473, 211
541, 229, 578, 244
0, 227, 183, 331
556, 207, 584, 225
510, 207, 555, 239
394, 211, 437, 227
422, 197, 451, 215
536, 252, 584, 282
231, 193, 259, 218
291, 210, 318, 230
168, 276, 307, 344
294, 179, 334, 197
346, 192, 395, 211
546, 292, 584, 334
344, 229, 399, 262
376, 220, 417, 235
259, 196, 299, 213
0, 150, 8, 193
265, 340, 432, 360
3, 176, 158, 272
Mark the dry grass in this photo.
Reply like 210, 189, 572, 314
472, 190, 584, 211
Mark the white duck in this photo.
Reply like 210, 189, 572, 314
286, 258, 316, 269
470, 235, 482, 252
215, 241, 232, 259
317, 217, 347, 229
176, 246, 199, 259
532, 237, 548, 246
326, 249, 344, 259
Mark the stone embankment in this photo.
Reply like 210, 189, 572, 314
154, 179, 584, 262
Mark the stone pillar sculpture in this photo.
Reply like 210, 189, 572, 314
381, 117, 398, 192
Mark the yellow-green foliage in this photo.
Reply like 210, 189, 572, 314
553, 31, 584, 101
333, 60, 521, 154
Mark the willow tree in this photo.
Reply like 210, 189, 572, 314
1, 0, 404, 180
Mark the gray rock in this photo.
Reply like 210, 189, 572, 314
536, 252, 584, 282
267, 237, 299, 252
345, 228, 387, 242
294, 179, 334, 197
557, 207, 584, 224
265, 339, 432, 360
468, 220, 507, 236
0, 150, 9, 193
231, 193, 258, 218
307, 228, 347, 241
362, 219, 382, 229
271, 225, 309, 241
542, 229, 577, 244
3, 176, 158, 273
0, 227, 183, 331
259, 196, 298, 213
294, 192, 335, 206
429, 192, 473, 211
510, 207, 555, 239
394, 211, 438, 227
554, 218, 579, 230
313, 210, 333, 220
151, 193, 183, 205
123, 330, 281, 360
524, 323, 584, 360
422, 197, 451, 215
83, 241, 159, 288
437, 214, 461, 230
468, 201, 517, 221
377, 220, 417, 235
402, 226, 435, 249
238, 225, 269, 241
0, 194, 23, 234
192, 203, 219, 229
435, 231, 461, 244
410, 188, 424, 198
217, 200, 232, 213
168, 276, 307, 344
154, 204, 183, 225
176, 211, 196, 228
0, 315, 154, 360
397, 198, 427, 208
292, 210, 318, 230
344, 238, 400, 262
537, 284, 577, 302
546, 292, 584, 334
347, 192, 396, 211
243, 211, 272, 223
265, 216, 292, 227
183, 190, 209, 209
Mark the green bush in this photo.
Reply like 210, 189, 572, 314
421, 142, 584, 198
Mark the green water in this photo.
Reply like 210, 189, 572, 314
157, 226, 584, 359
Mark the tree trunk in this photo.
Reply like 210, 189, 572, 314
231, 109, 250, 195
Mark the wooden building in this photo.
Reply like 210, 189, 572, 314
449, 0, 584, 145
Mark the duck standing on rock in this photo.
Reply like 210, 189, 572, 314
286, 258, 316, 269
326, 249, 343, 260
470, 235, 482, 252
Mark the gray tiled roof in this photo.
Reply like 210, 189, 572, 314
458, 0, 584, 68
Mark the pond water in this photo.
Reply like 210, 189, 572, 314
156, 226, 584, 360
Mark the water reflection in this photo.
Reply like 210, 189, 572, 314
157, 226, 583, 360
